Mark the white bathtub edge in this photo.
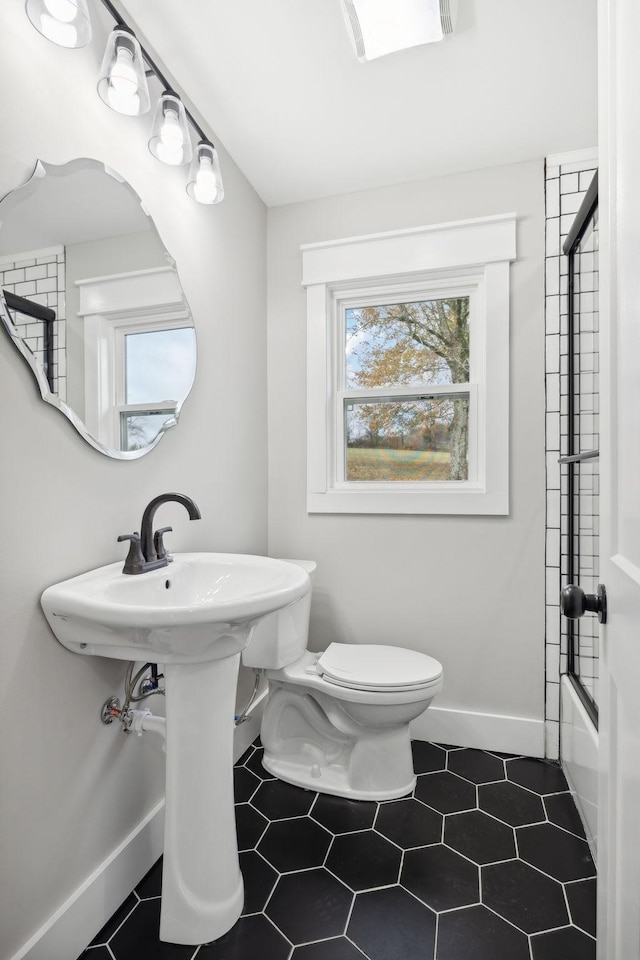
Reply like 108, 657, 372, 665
560, 674, 599, 859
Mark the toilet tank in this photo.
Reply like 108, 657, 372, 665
241, 559, 316, 669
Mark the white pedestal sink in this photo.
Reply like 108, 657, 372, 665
41, 553, 310, 945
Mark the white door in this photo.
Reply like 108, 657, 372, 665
597, 0, 640, 955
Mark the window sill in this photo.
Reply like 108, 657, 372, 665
307, 485, 509, 516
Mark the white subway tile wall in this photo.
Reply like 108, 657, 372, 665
545, 150, 598, 759
0, 247, 66, 401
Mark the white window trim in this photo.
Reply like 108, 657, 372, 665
302, 214, 517, 515
78, 267, 192, 450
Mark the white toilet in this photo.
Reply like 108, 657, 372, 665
242, 560, 443, 801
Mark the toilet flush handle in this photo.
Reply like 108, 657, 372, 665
560, 583, 607, 624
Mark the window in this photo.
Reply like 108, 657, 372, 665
302, 215, 517, 514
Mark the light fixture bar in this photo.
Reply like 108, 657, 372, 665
25, 0, 224, 203
96, 0, 209, 144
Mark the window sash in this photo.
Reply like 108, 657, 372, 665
340, 282, 474, 393
118, 402, 177, 450
336, 383, 477, 487
116, 400, 177, 416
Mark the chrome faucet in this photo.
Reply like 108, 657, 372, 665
118, 493, 202, 575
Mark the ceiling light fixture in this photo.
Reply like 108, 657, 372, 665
341, 0, 457, 61
24, 0, 224, 205
25, 0, 92, 48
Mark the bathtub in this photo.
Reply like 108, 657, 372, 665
560, 674, 599, 859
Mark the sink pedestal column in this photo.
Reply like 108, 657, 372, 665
160, 653, 244, 944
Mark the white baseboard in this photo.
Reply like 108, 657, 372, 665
10, 800, 166, 960
11, 695, 266, 960
410, 704, 545, 758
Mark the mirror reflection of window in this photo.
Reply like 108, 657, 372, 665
121, 326, 196, 451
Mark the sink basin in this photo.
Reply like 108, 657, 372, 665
41, 552, 311, 945
41, 552, 310, 663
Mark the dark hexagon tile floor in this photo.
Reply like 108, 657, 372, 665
325, 830, 402, 891
374, 797, 442, 849
478, 779, 546, 827
258, 817, 332, 873
401, 842, 479, 911
77, 740, 597, 960
444, 809, 516, 864
482, 859, 569, 934
447, 747, 506, 784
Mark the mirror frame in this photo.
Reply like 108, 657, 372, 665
0, 158, 196, 459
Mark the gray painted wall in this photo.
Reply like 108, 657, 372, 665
267, 160, 546, 723
0, 8, 267, 958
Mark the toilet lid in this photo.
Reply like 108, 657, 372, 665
316, 643, 443, 692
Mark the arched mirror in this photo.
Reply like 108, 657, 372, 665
0, 158, 196, 458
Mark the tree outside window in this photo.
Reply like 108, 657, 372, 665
344, 297, 470, 481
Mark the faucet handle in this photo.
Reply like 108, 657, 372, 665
153, 526, 173, 562
117, 532, 146, 575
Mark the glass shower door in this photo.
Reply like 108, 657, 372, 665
560, 172, 601, 728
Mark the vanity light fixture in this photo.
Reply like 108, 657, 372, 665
24, 0, 225, 205
341, 0, 457, 61
97, 26, 150, 116
25, 0, 92, 48
186, 141, 224, 205
148, 91, 193, 166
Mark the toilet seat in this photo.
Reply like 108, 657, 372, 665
315, 643, 443, 693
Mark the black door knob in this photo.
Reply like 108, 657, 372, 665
560, 583, 607, 624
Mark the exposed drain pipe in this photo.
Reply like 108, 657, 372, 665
102, 665, 262, 734
127, 708, 166, 738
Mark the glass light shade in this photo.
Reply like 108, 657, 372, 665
97, 28, 150, 117
25, 0, 92, 48
341, 0, 449, 61
186, 142, 225, 205
148, 92, 193, 166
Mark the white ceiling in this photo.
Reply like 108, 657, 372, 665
120, 0, 598, 208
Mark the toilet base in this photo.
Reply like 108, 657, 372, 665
260, 685, 419, 801
262, 753, 415, 801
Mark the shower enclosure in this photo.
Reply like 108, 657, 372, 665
560, 172, 600, 728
